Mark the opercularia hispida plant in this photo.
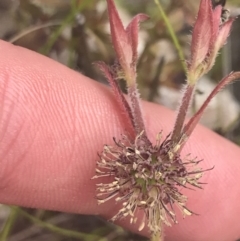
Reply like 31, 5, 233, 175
92, 0, 240, 240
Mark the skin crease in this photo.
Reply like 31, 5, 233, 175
0, 40, 240, 241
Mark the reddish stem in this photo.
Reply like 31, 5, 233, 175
128, 84, 151, 144
96, 62, 136, 135
171, 84, 195, 144
183, 72, 240, 139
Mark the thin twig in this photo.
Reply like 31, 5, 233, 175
0, 207, 19, 241
12, 207, 100, 241
154, 0, 187, 73
9, 22, 62, 44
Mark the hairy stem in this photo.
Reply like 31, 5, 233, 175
171, 84, 195, 144
128, 83, 150, 143
183, 72, 240, 140
96, 62, 136, 135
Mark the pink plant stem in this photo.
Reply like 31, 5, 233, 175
171, 84, 195, 144
128, 84, 151, 144
96, 62, 136, 135
183, 72, 240, 140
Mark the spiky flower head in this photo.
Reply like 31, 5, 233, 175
93, 131, 206, 235
93, 0, 240, 240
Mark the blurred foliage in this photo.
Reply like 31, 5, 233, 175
0, 0, 240, 240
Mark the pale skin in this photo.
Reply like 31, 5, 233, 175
0, 40, 240, 241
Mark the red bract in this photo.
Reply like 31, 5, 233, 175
106, 0, 148, 82
126, 14, 149, 68
189, 0, 234, 82
106, 0, 132, 74
211, 6, 223, 46
209, 17, 235, 70
190, 0, 213, 73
